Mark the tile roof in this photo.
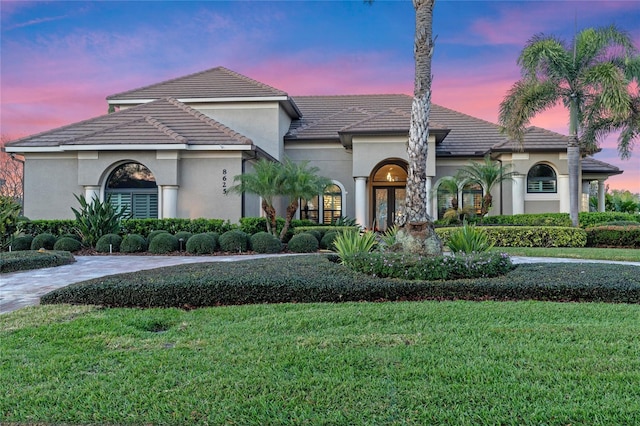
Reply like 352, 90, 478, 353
107, 66, 289, 101
582, 157, 623, 175
6, 98, 253, 148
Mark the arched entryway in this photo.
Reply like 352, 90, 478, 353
105, 162, 158, 218
371, 160, 407, 231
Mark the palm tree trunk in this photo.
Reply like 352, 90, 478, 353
568, 95, 580, 227
262, 200, 277, 236
398, 0, 442, 256
279, 201, 299, 241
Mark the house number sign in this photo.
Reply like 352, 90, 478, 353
222, 169, 228, 194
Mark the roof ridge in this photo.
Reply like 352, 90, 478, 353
292, 94, 412, 100
166, 97, 253, 144
340, 107, 410, 132
217, 67, 288, 97
62, 115, 149, 145
290, 106, 371, 135
144, 115, 187, 143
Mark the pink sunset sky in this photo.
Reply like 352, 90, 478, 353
1, 0, 639, 193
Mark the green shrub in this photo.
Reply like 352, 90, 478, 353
149, 233, 179, 254
206, 232, 220, 247
30, 233, 57, 250
344, 251, 513, 280
186, 233, 218, 254
294, 226, 358, 235
0, 196, 22, 250
59, 233, 81, 241
320, 231, 339, 250
1, 250, 75, 273
597, 221, 640, 227
120, 234, 147, 253
174, 232, 193, 244
333, 230, 377, 262
219, 230, 249, 253
436, 226, 586, 248
304, 229, 323, 242
41, 256, 640, 308
579, 212, 640, 228
53, 237, 82, 252
18, 220, 77, 238
71, 194, 130, 247
585, 226, 640, 248
447, 222, 493, 253
95, 234, 123, 253
470, 213, 571, 227
121, 218, 234, 237
147, 230, 169, 245
287, 233, 319, 253
250, 232, 283, 254
10, 235, 33, 251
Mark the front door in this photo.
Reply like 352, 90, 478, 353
374, 187, 406, 232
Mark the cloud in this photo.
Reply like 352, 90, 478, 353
5, 14, 68, 30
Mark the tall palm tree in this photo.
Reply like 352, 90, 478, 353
229, 159, 282, 236
458, 155, 515, 217
278, 159, 331, 241
499, 25, 636, 227
399, 0, 442, 255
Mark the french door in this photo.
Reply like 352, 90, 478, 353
373, 187, 406, 232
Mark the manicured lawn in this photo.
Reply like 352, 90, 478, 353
493, 246, 640, 262
2, 301, 639, 425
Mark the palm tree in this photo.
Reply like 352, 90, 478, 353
400, 0, 442, 255
582, 55, 640, 160
457, 155, 515, 217
228, 159, 282, 236
499, 25, 636, 227
278, 159, 331, 241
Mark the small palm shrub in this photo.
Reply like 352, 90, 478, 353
10, 235, 33, 251
71, 194, 130, 247
186, 233, 218, 254
333, 230, 378, 263
219, 230, 249, 253
250, 232, 283, 254
320, 231, 339, 250
30, 233, 57, 250
149, 233, 179, 254
287, 233, 319, 253
53, 237, 82, 252
121, 234, 147, 253
95, 234, 123, 253
447, 222, 493, 253
147, 230, 169, 245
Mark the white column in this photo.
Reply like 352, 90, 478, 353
425, 177, 433, 220
512, 174, 525, 215
354, 177, 367, 229
558, 174, 570, 213
84, 186, 101, 202
161, 185, 179, 219
598, 179, 606, 212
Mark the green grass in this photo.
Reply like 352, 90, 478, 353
2, 302, 639, 425
493, 246, 640, 262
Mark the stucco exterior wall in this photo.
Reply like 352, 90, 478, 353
23, 154, 83, 219
78, 151, 180, 187
351, 136, 407, 177
195, 101, 287, 161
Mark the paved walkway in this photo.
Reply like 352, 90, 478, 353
1, 254, 639, 315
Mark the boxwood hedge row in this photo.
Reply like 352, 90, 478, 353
436, 226, 587, 248
1, 250, 76, 273
586, 225, 640, 248
40, 255, 640, 308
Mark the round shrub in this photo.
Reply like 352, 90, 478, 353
95, 234, 123, 253
53, 237, 82, 252
250, 232, 283, 254
320, 231, 339, 250
219, 230, 249, 253
288, 233, 319, 253
10, 235, 33, 251
174, 231, 193, 244
304, 230, 322, 243
147, 230, 169, 245
149, 233, 179, 254
206, 232, 220, 245
59, 233, 82, 241
186, 233, 218, 254
31, 233, 57, 250
121, 234, 147, 253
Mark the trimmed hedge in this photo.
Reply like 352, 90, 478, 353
95, 234, 123, 253
120, 234, 147, 253
19, 220, 77, 237
294, 226, 358, 235
186, 233, 218, 254
30, 233, 57, 250
10, 235, 33, 251
121, 218, 234, 237
436, 226, 587, 248
39, 255, 640, 307
320, 231, 339, 250
1, 250, 75, 274
219, 230, 249, 253
287, 233, 319, 253
586, 226, 640, 248
579, 212, 640, 228
53, 237, 82, 252
149, 233, 179, 254
466, 212, 640, 228
250, 232, 283, 254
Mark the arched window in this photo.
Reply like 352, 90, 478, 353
301, 183, 343, 224
527, 164, 557, 193
105, 162, 158, 218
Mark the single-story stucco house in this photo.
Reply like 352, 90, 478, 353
5, 66, 622, 231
